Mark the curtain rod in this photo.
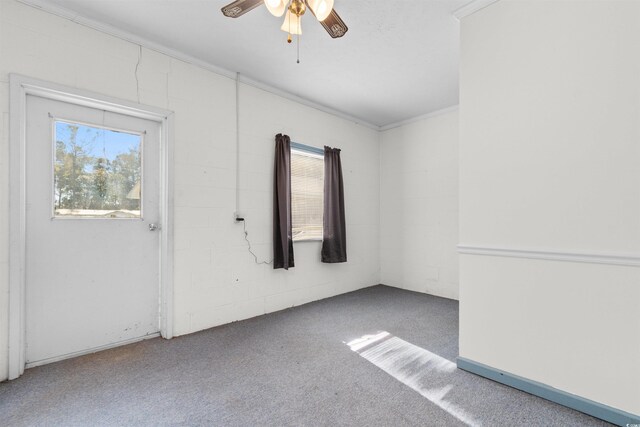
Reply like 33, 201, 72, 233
291, 141, 324, 156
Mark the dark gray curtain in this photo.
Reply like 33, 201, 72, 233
273, 134, 294, 269
321, 146, 346, 263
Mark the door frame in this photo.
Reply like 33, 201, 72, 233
8, 74, 175, 380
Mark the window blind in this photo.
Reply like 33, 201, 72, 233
291, 149, 324, 241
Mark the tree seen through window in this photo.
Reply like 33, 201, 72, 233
53, 121, 142, 218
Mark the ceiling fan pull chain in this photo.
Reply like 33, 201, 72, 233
296, 10, 301, 63
287, 7, 292, 43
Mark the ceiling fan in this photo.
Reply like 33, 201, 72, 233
221, 0, 348, 41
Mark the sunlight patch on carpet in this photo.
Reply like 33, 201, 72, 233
346, 332, 479, 426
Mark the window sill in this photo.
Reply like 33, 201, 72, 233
293, 238, 323, 243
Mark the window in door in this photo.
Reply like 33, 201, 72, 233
53, 120, 143, 219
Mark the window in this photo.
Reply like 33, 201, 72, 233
291, 143, 324, 241
53, 120, 142, 219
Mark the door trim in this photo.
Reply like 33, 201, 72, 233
9, 74, 175, 380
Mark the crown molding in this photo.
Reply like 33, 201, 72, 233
454, 0, 500, 20
458, 244, 640, 267
379, 105, 459, 132
16, 0, 380, 131
236, 74, 379, 130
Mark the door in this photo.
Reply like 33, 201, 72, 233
25, 94, 161, 367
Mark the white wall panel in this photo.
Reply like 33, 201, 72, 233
380, 110, 459, 300
459, 0, 640, 414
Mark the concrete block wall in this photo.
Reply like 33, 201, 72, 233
0, 0, 380, 381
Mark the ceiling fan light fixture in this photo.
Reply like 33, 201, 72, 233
280, 9, 302, 35
264, 0, 286, 17
307, 0, 334, 21
221, 0, 348, 62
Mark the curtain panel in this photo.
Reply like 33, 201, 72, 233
321, 146, 347, 263
273, 134, 295, 269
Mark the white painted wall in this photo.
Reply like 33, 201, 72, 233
459, 0, 640, 415
0, 0, 380, 381
380, 111, 459, 300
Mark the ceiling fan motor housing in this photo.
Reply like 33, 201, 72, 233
289, 0, 306, 16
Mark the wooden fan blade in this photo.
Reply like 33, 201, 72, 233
320, 9, 348, 38
221, 0, 263, 18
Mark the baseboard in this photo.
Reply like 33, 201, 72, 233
378, 282, 459, 301
457, 357, 640, 426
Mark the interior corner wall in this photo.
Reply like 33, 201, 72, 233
459, 0, 640, 415
0, 0, 380, 382
380, 110, 459, 300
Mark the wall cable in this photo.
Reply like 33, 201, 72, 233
235, 72, 240, 215
240, 219, 273, 265
234, 74, 271, 265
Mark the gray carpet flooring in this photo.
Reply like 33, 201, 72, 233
0, 285, 611, 426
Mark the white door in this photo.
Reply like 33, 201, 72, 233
25, 94, 161, 367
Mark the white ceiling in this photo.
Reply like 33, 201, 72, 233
26, 0, 469, 127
